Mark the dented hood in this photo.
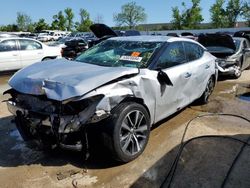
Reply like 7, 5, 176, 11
8, 59, 139, 101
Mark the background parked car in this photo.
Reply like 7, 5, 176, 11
36, 33, 53, 42
198, 33, 250, 78
0, 37, 61, 71
61, 38, 88, 59
115, 30, 141, 36
88, 23, 118, 47
233, 30, 250, 42
0, 33, 18, 38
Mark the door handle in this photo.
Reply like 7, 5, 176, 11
184, 72, 192, 78
12, 54, 18, 56
205, 64, 210, 69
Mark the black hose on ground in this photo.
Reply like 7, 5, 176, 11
160, 113, 250, 188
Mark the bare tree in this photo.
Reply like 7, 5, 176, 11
113, 2, 147, 29
94, 14, 104, 24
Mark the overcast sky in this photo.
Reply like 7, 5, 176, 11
0, 0, 219, 26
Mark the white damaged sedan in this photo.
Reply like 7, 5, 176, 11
5, 36, 217, 162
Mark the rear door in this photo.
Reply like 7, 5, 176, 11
183, 42, 213, 102
18, 39, 44, 67
0, 39, 21, 71
153, 41, 194, 122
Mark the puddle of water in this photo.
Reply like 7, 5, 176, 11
237, 92, 250, 102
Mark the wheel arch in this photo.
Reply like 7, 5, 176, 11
119, 96, 151, 124
211, 73, 216, 83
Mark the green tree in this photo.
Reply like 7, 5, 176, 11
171, 0, 203, 29
0, 24, 19, 32
51, 11, 66, 30
226, 0, 246, 27
210, 0, 248, 28
76, 8, 92, 31
16, 12, 33, 31
113, 1, 147, 29
183, 0, 204, 29
34, 19, 49, 32
242, 2, 250, 26
64, 8, 74, 31
171, 7, 182, 29
210, 0, 228, 28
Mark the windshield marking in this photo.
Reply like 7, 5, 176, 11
120, 56, 143, 62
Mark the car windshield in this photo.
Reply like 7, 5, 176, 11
234, 39, 241, 51
75, 40, 163, 68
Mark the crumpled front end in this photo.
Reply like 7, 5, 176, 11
5, 67, 158, 152
216, 55, 241, 76
6, 89, 108, 151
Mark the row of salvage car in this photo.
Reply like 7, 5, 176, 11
3, 25, 250, 162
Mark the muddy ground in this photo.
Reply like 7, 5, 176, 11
0, 71, 250, 188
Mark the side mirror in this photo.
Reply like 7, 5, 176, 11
157, 69, 173, 86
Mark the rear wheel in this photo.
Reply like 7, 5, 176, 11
197, 76, 215, 104
104, 102, 150, 162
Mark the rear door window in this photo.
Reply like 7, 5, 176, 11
184, 42, 204, 61
0, 40, 17, 52
19, 39, 42, 50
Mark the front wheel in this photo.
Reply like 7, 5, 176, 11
104, 102, 150, 162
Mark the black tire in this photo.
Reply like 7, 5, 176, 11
197, 76, 215, 104
103, 102, 150, 162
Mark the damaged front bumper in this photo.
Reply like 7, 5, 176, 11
6, 92, 110, 151
216, 60, 240, 76
217, 65, 239, 75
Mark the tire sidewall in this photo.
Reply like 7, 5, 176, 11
199, 76, 215, 104
111, 103, 150, 162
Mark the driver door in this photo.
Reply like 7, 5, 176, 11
153, 42, 193, 123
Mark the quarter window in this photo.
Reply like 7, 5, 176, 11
156, 42, 186, 69
184, 42, 204, 61
19, 39, 42, 50
0, 40, 17, 52
243, 41, 248, 49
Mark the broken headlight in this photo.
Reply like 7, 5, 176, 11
62, 95, 104, 115
216, 59, 227, 68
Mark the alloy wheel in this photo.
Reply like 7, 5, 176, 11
119, 110, 148, 156
204, 78, 214, 102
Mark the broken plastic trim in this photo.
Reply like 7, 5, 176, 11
157, 69, 173, 86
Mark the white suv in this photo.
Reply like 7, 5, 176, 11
0, 38, 62, 71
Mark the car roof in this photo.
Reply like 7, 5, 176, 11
108, 35, 205, 48
0, 37, 42, 43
